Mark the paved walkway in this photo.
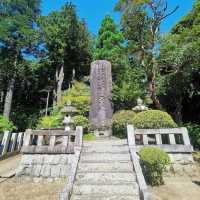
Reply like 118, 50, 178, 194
71, 139, 140, 200
0, 154, 21, 178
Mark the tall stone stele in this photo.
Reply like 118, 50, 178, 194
89, 60, 113, 137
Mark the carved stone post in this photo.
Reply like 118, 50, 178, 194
89, 60, 113, 137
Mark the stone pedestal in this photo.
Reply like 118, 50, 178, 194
94, 129, 112, 138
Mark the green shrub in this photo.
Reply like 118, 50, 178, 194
37, 114, 63, 129
83, 133, 96, 141
112, 110, 136, 138
139, 147, 170, 186
0, 115, 15, 132
185, 123, 200, 150
133, 110, 177, 129
72, 115, 90, 131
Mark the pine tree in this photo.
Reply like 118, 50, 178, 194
0, 0, 41, 119
93, 15, 125, 80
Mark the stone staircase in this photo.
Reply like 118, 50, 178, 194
70, 139, 140, 200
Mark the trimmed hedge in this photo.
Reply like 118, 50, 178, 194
139, 147, 170, 186
112, 110, 136, 138
133, 110, 177, 129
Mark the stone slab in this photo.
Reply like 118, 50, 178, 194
80, 153, 131, 162
78, 161, 133, 173
75, 172, 136, 184
73, 184, 139, 196
71, 194, 140, 200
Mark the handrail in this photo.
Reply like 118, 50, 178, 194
21, 128, 80, 154
59, 126, 83, 200
127, 125, 151, 200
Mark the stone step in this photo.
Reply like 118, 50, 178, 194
75, 172, 136, 184
80, 153, 131, 162
70, 194, 140, 200
78, 161, 133, 173
83, 140, 127, 147
82, 145, 129, 153
73, 184, 139, 196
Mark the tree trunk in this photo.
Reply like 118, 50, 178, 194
53, 63, 64, 106
147, 72, 162, 109
174, 96, 183, 125
3, 77, 15, 119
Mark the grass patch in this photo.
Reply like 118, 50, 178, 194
83, 133, 96, 141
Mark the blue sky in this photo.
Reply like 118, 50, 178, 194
41, 0, 194, 35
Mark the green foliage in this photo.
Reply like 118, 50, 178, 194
133, 110, 177, 129
58, 81, 90, 115
37, 81, 90, 130
72, 115, 90, 131
185, 123, 200, 150
93, 15, 125, 80
37, 114, 63, 129
158, 0, 200, 123
83, 133, 96, 141
113, 64, 145, 110
112, 110, 136, 138
38, 3, 92, 85
139, 147, 170, 186
0, 115, 15, 132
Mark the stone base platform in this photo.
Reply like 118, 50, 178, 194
93, 129, 112, 138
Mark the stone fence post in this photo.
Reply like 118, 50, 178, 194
17, 132, 24, 150
75, 126, 83, 151
127, 125, 135, 147
1, 131, 11, 155
10, 133, 18, 152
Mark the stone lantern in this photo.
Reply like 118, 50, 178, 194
61, 100, 79, 131
132, 97, 148, 113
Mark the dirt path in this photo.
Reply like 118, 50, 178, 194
151, 176, 200, 200
0, 154, 21, 177
0, 177, 66, 200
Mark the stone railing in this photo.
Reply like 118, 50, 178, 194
127, 125, 151, 200
21, 127, 82, 154
59, 126, 83, 200
0, 131, 24, 159
127, 125, 193, 153
17, 127, 83, 178
127, 125, 194, 200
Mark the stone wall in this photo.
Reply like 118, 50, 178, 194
16, 153, 79, 178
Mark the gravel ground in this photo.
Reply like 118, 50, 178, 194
0, 177, 66, 200
0, 154, 21, 176
150, 173, 200, 200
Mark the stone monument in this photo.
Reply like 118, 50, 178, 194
89, 60, 113, 137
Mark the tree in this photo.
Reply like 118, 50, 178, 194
115, 0, 178, 108
93, 15, 125, 81
0, 0, 41, 119
158, 0, 200, 123
38, 3, 92, 105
